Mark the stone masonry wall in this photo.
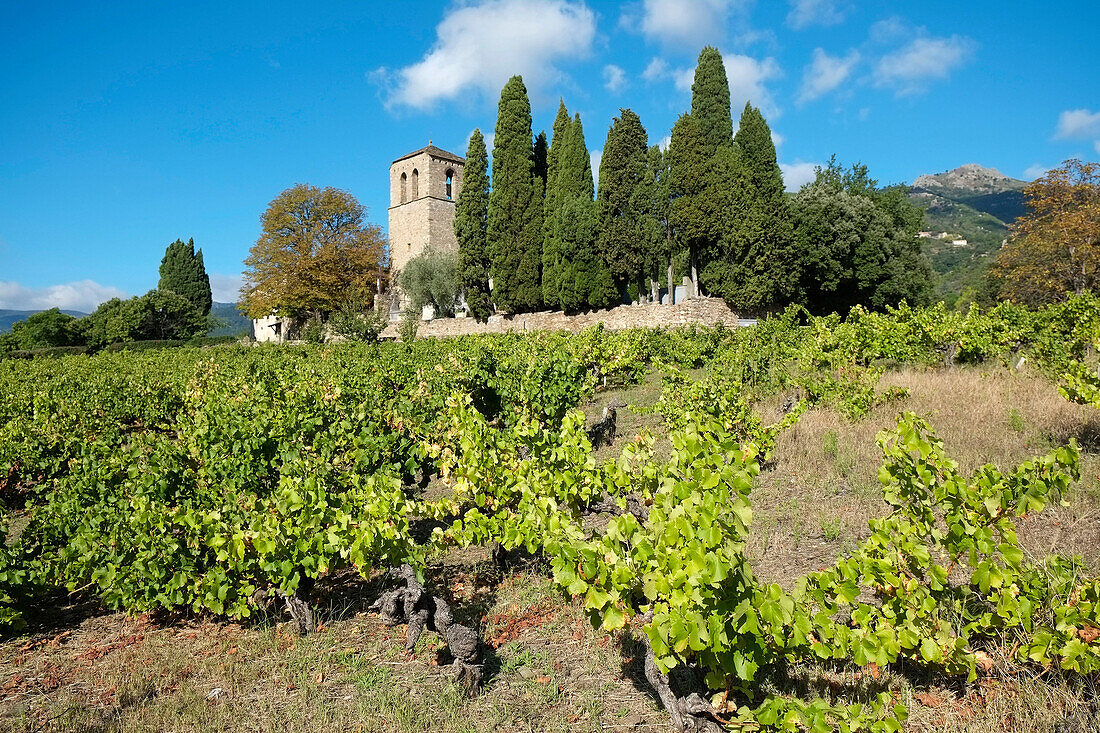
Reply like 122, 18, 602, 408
380, 297, 740, 340
388, 150, 464, 283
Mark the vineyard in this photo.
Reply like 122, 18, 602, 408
3, 298, 1100, 732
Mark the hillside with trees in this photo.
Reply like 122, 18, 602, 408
909, 164, 1028, 304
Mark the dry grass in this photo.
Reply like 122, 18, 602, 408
750, 366, 1100, 586
0, 563, 666, 733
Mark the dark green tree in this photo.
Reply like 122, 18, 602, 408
158, 238, 212, 316
667, 113, 709, 296
729, 102, 797, 310
82, 290, 207, 348
533, 131, 549, 190
597, 108, 650, 297
487, 76, 544, 312
690, 46, 734, 156
542, 101, 573, 307
0, 309, 83, 351
698, 145, 756, 305
455, 128, 493, 320
791, 158, 932, 313
642, 144, 675, 302
550, 114, 615, 310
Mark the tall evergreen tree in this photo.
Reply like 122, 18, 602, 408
553, 114, 615, 310
533, 131, 549, 190
596, 108, 650, 297
542, 101, 573, 307
667, 114, 709, 296
698, 145, 755, 304
455, 129, 492, 321
158, 238, 212, 316
690, 47, 734, 156
729, 102, 797, 310
642, 144, 674, 302
487, 76, 543, 312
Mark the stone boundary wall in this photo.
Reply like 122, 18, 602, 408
380, 297, 740, 340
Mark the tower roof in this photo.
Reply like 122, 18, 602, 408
391, 144, 465, 166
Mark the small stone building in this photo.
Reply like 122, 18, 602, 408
388, 143, 465, 311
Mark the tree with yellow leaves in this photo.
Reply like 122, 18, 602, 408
239, 184, 387, 319
991, 159, 1100, 305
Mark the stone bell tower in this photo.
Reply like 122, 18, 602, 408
388, 143, 465, 295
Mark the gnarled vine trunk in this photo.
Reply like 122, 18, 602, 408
370, 564, 484, 695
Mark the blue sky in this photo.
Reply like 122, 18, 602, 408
2, 0, 1098, 311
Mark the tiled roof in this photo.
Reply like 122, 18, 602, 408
391, 144, 465, 166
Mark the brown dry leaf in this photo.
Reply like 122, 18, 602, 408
865, 662, 881, 680
536, 676, 551, 684
226, 646, 239, 655
914, 692, 944, 708
1078, 625, 1100, 644
315, 671, 325, 684
974, 650, 994, 672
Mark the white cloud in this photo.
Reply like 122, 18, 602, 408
0, 280, 127, 313
868, 17, 907, 45
373, 0, 596, 111
642, 57, 670, 83
1055, 109, 1100, 141
209, 273, 244, 303
721, 53, 783, 119
1023, 164, 1052, 180
658, 135, 671, 151
780, 161, 819, 192
873, 35, 975, 95
1095, 140, 1100, 155
653, 51, 781, 120
603, 64, 627, 93
798, 47, 859, 103
590, 149, 602, 187
771, 131, 784, 147
787, 0, 848, 30
630, 0, 739, 48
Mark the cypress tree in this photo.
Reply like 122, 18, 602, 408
734, 102, 784, 202
553, 114, 615, 310
533, 131, 549, 191
698, 145, 756, 304
596, 108, 649, 298
455, 129, 492, 321
487, 76, 543, 312
158, 238, 212, 316
691, 47, 734, 156
732, 102, 797, 309
642, 144, 674, 303
542, 101, 572, 307
667, 114, 709, 296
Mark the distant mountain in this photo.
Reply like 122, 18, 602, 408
208, 301, 252, 337
908, 164, 1031, 304
0, 309, 87, 334
912, 164, 1028, 223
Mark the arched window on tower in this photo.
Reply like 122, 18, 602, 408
445, 169, 454, 200
400, 172, 407, 204
411, 169, 419, 199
